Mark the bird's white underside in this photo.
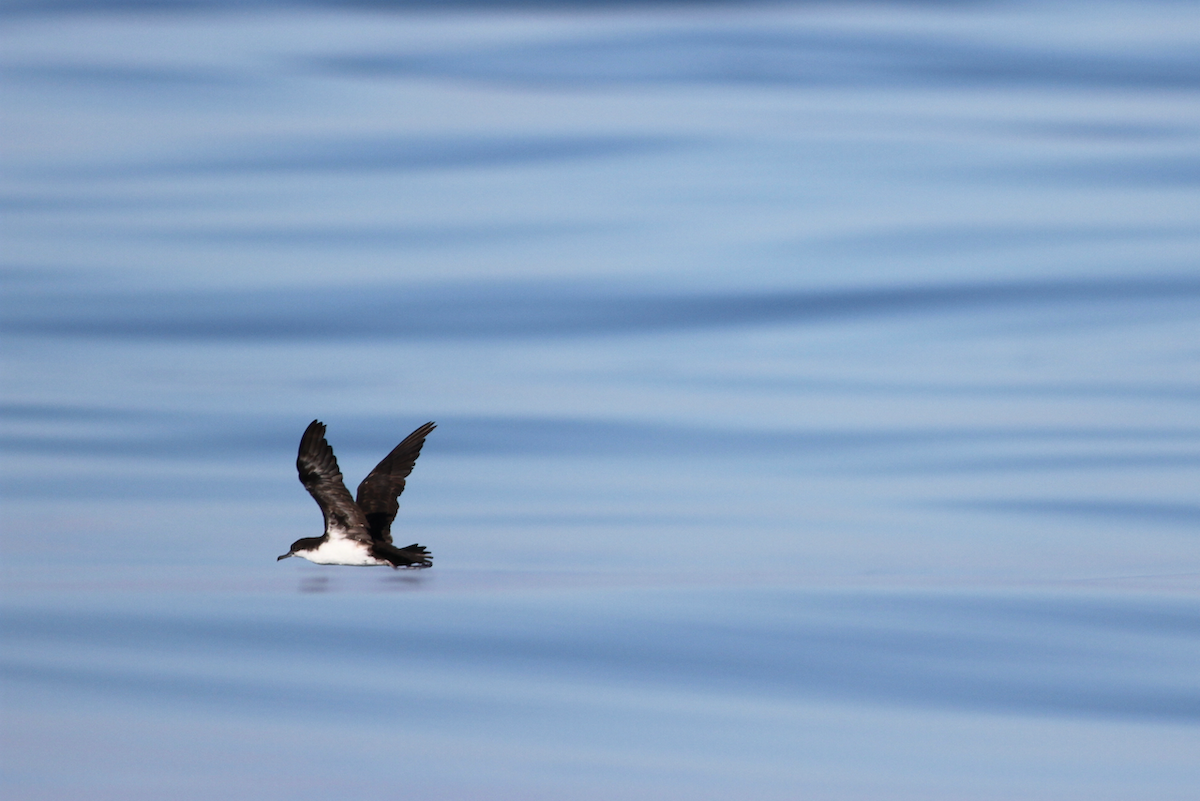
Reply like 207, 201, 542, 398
295, 530, 388, 566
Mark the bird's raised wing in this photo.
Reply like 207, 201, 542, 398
355, 421, 436, 544
297, 420, 372, 544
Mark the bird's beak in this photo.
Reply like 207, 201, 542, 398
277, 553, 293, 561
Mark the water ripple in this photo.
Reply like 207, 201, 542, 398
4, 275, 1197, 340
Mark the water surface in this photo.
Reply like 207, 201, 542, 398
2, 1, 1199, 798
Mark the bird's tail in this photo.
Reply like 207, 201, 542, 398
379, 542, 433, 569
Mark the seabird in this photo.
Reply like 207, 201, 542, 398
277, 420, 436, 568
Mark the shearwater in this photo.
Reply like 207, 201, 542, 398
277, 420, 435, 568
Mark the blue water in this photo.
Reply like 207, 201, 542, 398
2, 1, 1199, 798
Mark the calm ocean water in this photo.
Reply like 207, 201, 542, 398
2, 1, 1199, 798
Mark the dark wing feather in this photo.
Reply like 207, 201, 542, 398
297, 420, 372, 544
355, 422, 436, 544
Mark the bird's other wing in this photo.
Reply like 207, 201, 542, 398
355, 421, 436, 544
297, 420, 372, 544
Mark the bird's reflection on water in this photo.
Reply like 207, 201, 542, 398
294, 570, 430, 592
297, 575, 330, 593
383, 571, 428, 590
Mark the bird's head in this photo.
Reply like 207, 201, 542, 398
277, 536, 323, 561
